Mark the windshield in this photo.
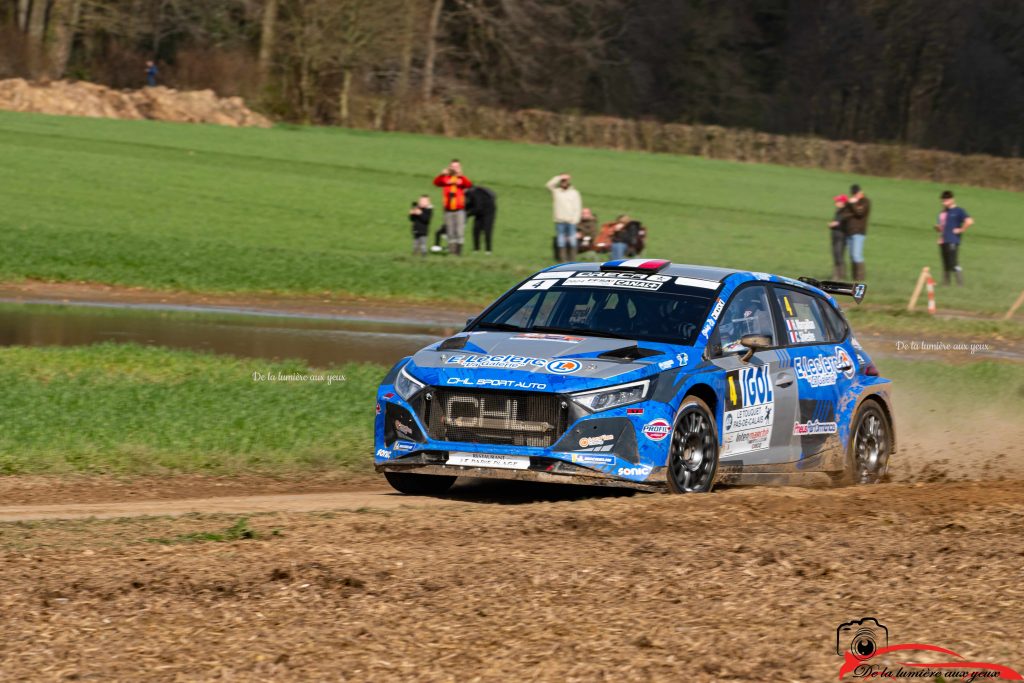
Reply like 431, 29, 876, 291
473, 275, 717, 345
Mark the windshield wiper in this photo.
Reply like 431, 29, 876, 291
473, 321, 526, 332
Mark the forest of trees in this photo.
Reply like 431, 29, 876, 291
1, 0, 1022, 157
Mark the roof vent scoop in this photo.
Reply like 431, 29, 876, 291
598, 345, 663, 362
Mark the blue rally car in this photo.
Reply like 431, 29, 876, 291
374, 259, 894, 494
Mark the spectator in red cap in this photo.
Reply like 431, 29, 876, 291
828, 194, 853, 280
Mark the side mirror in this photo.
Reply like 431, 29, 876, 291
739, 335, 772, 363
465, 317, 476, 328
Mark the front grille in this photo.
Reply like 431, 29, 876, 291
424, 388, 568, 448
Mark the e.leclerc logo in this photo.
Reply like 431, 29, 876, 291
643, 418, 672, 441
545, 359, 582, 374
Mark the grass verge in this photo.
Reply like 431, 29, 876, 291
0, 343, 384, 475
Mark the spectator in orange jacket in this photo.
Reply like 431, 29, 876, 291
432, 159, 473, 256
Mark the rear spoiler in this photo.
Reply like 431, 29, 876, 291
797, 277, 867, 304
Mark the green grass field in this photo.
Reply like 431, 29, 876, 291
1, 111, 1021, 314
0, 344, 381, 475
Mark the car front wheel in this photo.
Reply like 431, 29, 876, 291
384, 471, 457, 496
666, 396, 719, 493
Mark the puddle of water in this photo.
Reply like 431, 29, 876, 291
0, 303, 457, 367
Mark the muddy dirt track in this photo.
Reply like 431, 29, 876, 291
1, 478, 1023, 682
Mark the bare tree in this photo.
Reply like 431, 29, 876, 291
420, 0, 442, 99
257, 0, 277, 87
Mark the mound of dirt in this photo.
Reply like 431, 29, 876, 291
0, 78, 271, 127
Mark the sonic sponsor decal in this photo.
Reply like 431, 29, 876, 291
642, 418, 672, 442
794, 346, 856, 387
793, 420, 838, 435
375, 448, 391, 459
444, 354, 581, 374
617, 464, 653, 477
723, 364, 775, 456
446, 377, 548, 390
571, 453, 616, 466
701, 298, 725, 339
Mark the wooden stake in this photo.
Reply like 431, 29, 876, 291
907, 267, 929, 312
1004, 289, 1024, 321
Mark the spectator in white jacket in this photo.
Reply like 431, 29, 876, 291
546, 173, 583, 261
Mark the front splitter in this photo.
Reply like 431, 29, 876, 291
375, 463, 663, 492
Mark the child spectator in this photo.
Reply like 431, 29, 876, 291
409, 195, 433, 257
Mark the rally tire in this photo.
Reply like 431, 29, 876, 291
666, 396, 720, 493
830, 400, 892, 487
384, 471, 457, 496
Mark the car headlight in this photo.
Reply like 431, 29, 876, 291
571, 380, 650, 412
395, 366, 425, 400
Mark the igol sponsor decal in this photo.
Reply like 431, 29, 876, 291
793, 420, 838, 435
642, 418, 672, 441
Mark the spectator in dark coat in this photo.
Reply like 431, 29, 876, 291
466, 185, 498, 254
409, 195, 433, 257
828, 194, 852, 280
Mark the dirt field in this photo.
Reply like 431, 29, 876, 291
1, 478, 1022, 682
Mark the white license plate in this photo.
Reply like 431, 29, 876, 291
446, 452, 531, 470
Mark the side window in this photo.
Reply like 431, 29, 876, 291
775, 289, 828, 345
715, 285, 775, 355
819, 300, 849, 342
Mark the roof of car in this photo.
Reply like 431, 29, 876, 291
544, 261, 745, 283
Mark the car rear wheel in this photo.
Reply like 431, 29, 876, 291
666, 396, 719, 493
384, 471, 457, 496
831, 401, 891, 486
